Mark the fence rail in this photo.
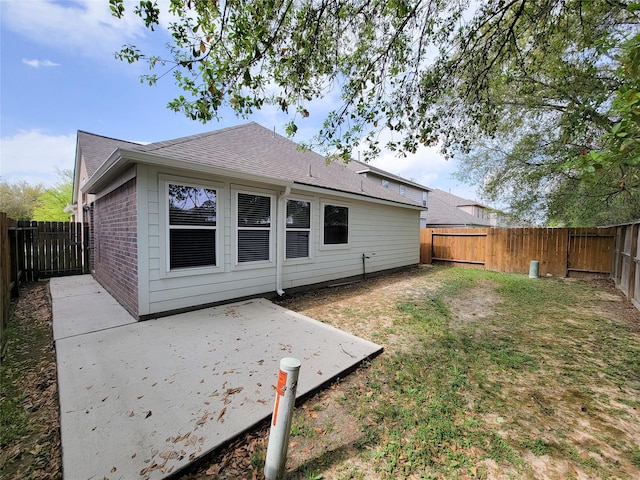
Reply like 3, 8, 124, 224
421, 227, 617, 277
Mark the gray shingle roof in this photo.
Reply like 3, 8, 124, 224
79, 123, 422, 208
77, 130, 143, 177
425, 189, 492, 227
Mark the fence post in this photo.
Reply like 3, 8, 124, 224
9, 226, 19, 298
83, 222, 90, 273
264, 357, 302, 480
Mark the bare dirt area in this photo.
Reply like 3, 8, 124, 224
2, 266, 640, 480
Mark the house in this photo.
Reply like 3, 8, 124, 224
70, 122, 423, 319
346, 160, 431, 227
425, 188, 512, 227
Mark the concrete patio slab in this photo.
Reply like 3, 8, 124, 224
50, 276, 136, 340
53, 276, 382, 480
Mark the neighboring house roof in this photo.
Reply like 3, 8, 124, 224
346, 159, 432, 192
426, 189, 493, 227
77, 123, 422, 209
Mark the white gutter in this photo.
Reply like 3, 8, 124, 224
276, 186, 291, 296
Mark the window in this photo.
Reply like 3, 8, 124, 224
323, 204, 349, 245
400, 185, 406, 196
286, 200, 311, 259
237, 193, 272, 263
422, 191, 428, 207
168, 183, 217, 269
381, 179, 389, 188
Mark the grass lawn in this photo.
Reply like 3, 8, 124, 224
267, 266, 640, 479
2, 266, 639, 479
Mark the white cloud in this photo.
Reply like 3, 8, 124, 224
22, 58, 61, 68
0, 130, 76, 187
2, 0, 150, 58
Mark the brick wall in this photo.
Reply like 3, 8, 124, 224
93, 178, 138, 318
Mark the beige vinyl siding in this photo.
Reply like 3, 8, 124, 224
140, 166, 419, 316
282, 198, 418, 289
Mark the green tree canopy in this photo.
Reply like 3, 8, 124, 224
0, 180, 44, 220
112, 0, 640, 225
32, 168, 73, 222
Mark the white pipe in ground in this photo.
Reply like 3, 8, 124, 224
264, 357, 301, 480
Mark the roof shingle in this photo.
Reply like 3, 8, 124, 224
79, 123, 422, 208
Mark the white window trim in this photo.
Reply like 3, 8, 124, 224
160, 175, 224, 278
285, 198, 313, 263
320, 200, 350, 250
233, 188, 276, 269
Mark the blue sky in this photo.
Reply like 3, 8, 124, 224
0, 0, 478, 200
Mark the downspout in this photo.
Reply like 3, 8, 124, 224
276, 186, 291, 296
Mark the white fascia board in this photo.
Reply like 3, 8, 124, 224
82, 148, 294, 194
293, 182, 424, 211
71, 137, 85, 204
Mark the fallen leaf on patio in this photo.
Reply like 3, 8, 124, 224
102, 396, 108, 402
218, 408, 226, 422
129, 411, 135, 417
145, 410, 152, 418
131, 453, 136, 458
223, 387, 243, 404
111, 466, 117, 472
317, 370, 322, 375
151, 448, 158, 457
196, 411, 209, 425
160, 450, 178, 460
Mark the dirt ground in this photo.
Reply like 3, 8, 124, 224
0, 282, 61, 480
2, 266, 639, 479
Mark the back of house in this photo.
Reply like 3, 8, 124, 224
71, 123, 423, 319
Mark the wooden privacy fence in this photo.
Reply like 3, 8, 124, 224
15, 220, 88, 280
420, 227, 617, 277
2, 216, 90, 355
613, 223, 640, 310
1, 213, 13, 351
1, 217, 88, 299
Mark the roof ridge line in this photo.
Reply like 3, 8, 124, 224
77, 130, 142, 146
141, 122, 257, 152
